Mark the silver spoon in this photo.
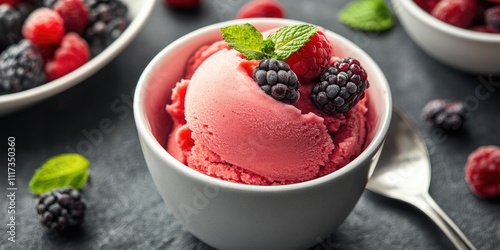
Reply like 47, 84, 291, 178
366, 108, 476, 250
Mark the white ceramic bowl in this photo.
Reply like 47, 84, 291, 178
134, 18, 392, 250
394, 0, 500, 75
0, 0, 156, 116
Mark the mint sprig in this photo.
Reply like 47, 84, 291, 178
29, 153, 90, 195
220, 23, 318, 61
339, 0, 395, 32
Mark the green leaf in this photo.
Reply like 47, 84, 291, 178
29, 153, 90, 195
339, 0, 395, 32
221, 24, 269, 60
268, 24, 319, 60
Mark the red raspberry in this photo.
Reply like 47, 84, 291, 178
164, 0, 200, 8
485, 5, 500, 31
45, 33, 90, 81
53, 0, 89, 35
465, 146, 500, 198
285, 30, 332, 83
0, 0, 18, 7
431, 0, 477, 28
236, 0, 285, 19
470, 25, 500, 33
22, 8, 65, 47
414, 0, 441, 12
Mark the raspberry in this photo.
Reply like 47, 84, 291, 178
45, 33, 90, 81
470, 25, 499, 33
285, 30, 331, 83
84, 0, 129, 56
164, 0, 200, 8
0, 0, 19, 7
36, 187, 87, 232
252, 58, 300, 104
0, 40, 45, 94
236, 0, 285, 19
414, 0, 441, 12
431, 0, 477, 28
422, 99, 468, 131
0, 4, 23, 51
311, 57, 369, 114
53, 0, 90, 35
485, 5, 500, 31
465, 146, 500, 198
22, 7, 65, 46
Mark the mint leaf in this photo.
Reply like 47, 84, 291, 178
221, 23, 269, 60
267, 24, 318, 61
339, 0, 395, 32
29, 153, 90, 194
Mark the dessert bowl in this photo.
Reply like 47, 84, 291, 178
0, 0, 157, 116
134, 18, 392, 250
393, 0, 500, 75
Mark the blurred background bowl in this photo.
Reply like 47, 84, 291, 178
394, 0, 500, 75
0, 0, 156, 116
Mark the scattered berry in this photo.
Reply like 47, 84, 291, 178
164, 0, 200, 8
252, 58, 300, 104
84, 0, 129, 56
0, 4, 23, 51
0, 39, 45, 94
236, 0, 285, 19
0, 0, 18, 7
22, 7, 65, 46
485, 5, 500, 31
45, 32, 90, 81
36, 187, 87, 232
465, 145, 500, 198
311, 57, 369, 114
285, 30, 331, 83
430, 0, 477, 28
422, 99, 468, 131
53, 0, 90, 35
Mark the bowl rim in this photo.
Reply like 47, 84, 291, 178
398, 0, 500, 42
134, 18, 393, 193
0, 0, 157, 110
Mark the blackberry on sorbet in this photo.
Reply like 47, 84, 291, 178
422, 99, 468, 131
311, 57, 369, 114
0, 39, 45, 94
252, 58, 300, 104
36, 187, 87, 232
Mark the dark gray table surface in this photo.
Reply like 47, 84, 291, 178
1, 0, 499, 249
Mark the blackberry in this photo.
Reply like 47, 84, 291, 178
41, 0, 58, 7
252, 58, 300, 104
0, 40, 45, 95
422, 99, 468, 131
311, 57, 369, 114
36, 187, 87, 232
0, 4, 23, 52
84, 0, 129, 56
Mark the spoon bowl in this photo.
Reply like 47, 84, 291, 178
367, 108, 476, 250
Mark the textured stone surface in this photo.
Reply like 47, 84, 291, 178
1, 1, 499, 249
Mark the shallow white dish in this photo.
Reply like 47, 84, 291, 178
0, 0, 157, 116
394, 0, 500, 75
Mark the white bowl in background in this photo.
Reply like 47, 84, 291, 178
0, 0, 157, 116
393, 0, 500, 75
134, 18, 392, 250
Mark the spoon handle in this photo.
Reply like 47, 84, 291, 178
407, 193, 477, 250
